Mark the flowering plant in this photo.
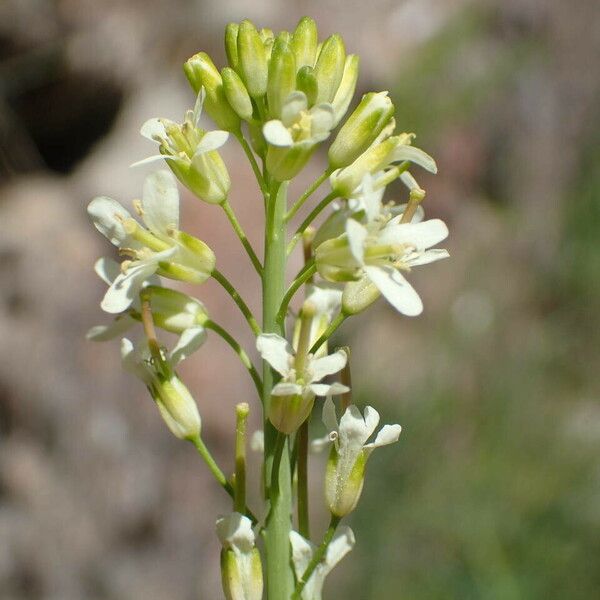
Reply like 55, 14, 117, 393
88, 17, 449, 599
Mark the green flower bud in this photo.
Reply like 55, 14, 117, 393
260, 28, 276, 60
267, 36, 296, 119
221, 547, 263, 600
269, 392, 315, 435
237, 20, 268, 98
313, 33, 346, 103
331, 54, 360, 126
266, 143, 317, 183
342, 277, 380, 315
296, 65, 318, 107
291, 16, 318, 69
325, 442, 367, 517
222, 67, 254, 121
183, 53, 240, 132
152, 373, 201, 440
328, 91, 395, 169
314, 236, 359, 282
144, 286, 208, 333
330, 135, 401, 197
225, 23, 240, 69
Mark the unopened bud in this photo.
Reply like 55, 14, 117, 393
153, 374, 201, 440
328, 92, 395, 169
291, 16, 318, 69
313, 34, 346, 103
225, 23, 240, 69
267, 36, 297, 119
237, 20, 268, 98
144, 286, 208, 333
184, 53, 240, 132
296, 65, 318, 107
342, 277, 380, 315
331, 54, 360, 126
325, 442, 367, 517
222, 67, 254, 121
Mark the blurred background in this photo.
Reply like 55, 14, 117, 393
0, 0, 599, 598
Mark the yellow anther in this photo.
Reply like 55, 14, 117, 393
133, 199, 144, 216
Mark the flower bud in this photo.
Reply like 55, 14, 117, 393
266, 143, 317, 183
291, 16, 318, 69
313, 34, 346, 103
331, 54, 359, 126
328, 92, 395, 169
225, 23, 240, 69
267, 36, 296, 119
342, 277, 380, 315
296, 65, 318, 107
144, 286, 208, 333
269, 391, 315, 435
153, 373, 201, 440
325, 442, 367, 516
330, 135, 401, 197
222, 67, 254, 121
237, 20, 268, 98
184, 53, 240, 132
315, 236, 358, 282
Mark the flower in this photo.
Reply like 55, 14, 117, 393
88, 170, 215, 313
121, 336, 204, 439
133, 90, 231, 203
263, 91, 335, 181
256, 333, 348, 433
216, 512, 263, 600
290, 526, 355, 600
320, 398, 402, 516
315, 186, 449, 316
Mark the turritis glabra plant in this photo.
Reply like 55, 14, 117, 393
87, 17, 449, 600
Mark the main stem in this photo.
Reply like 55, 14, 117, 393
263, 180, 295, 599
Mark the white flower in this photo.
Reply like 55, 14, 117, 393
88, 170, 215, 314
290, 527, 355, 600
216, 512, 263, 600
263, 91, 336, 181
256, 333, 348, 399
132, 89, 230, 204
121, 336, 204, 439
321, 398, 401, 516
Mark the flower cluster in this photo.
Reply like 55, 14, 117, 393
86, 16, 450, 600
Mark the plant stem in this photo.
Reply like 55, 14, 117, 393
275, 261, 317, 328
287, 191, 339, 255
212, 268, 261, 336
205, 320, 262, 395
234, 403, 249, 514
221, 199, 263, 276
285, 169, 331, 223
309, 312, 347, 355
262, 180, 295, 599
235, 130, 267, 195
292, 515, 341, 599
297, 420, 309, 538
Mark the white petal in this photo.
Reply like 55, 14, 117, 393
386, 219, 448, 250
363, 405, 381, 439
406, 248, 450, 266
256, 333, 294, 376
323, 526, 355, 573
192, 88, 206, 127
272, 382, 303, 396
101, 262, 157, 313
194, 130, 229, 155
86, 314, 137, 341
169, 326, 206, 365
338, 404, 377, 450
309, 103, 335, 136
309, 382, 349, 396
142, 170, 180, 236
130, 153, 181, 168
120, 338, 152, 383
94, 257, 121, 285
391, 145, 437, 173
216, 512, 255, 554
140, 118, 166, 141
290, 531, 314, 580
365, 424, 402, 449
263, 120, 293, 147
364, 265, 423, 316
87, 196, 133, 246
305, 284, 343, 317
345, 218, 367, 264
281, 91, 308, 127
309, 349, 348, 383
250, 430, 264, 453
322, 397, 339, 435
399, 170, 420, 191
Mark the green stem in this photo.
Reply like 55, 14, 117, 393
275, 261, 317, 328
234, 403, 249, 514
297, 421, 309, 538
285, 169, 332, 223
287, 191, 339, 255
292, 515, 341, 599
190, 436, 257, 524
262, 180, 295, 599
212, 268, 261, 336
309, 312, 347, 355
221, 199, 263, 276
235, 131, 267, 196
205, 320, 262, 395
